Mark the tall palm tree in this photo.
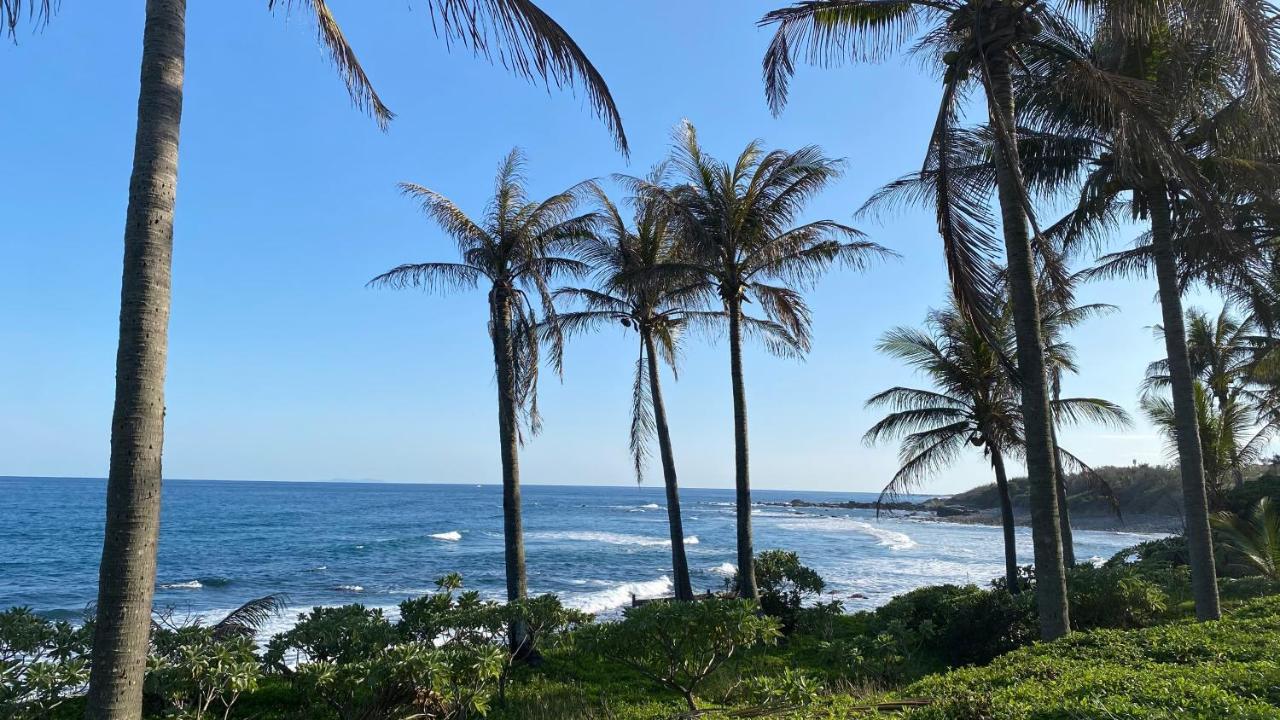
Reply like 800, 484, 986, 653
629, 122, 892, 599
551, 172, 708, 601
761, 0, 1276, 633
370, 149, 597, 648
1040, 7, 1280, 621
4, 2, 627, 716
760, 0, 1107, 638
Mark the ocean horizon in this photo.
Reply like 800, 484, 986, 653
3, 476, 1162, 639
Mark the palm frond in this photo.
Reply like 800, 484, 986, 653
423, 0, 628, 153
270, 0, 394, 129
3, 0, 54, 38
211, 594, 289, 640
367, 262, 483, 292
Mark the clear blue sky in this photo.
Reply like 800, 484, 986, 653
0, 1, 1216, 493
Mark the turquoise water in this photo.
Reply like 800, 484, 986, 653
1, 477, 1162, 634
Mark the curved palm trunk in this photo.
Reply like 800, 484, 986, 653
987, 56, 1070, 640
727, 295, 758, 599
1050, 421, 1076, 567
1148, 184, 1221, 621
643, 329, 695, 601
490, 286, 530, 649
990, 446, 1021, 593
85, 2, 186, 717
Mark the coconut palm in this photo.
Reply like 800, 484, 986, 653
867, 306, 1025, 590
550, 172, 709, 601
1040, 7, 1280, 619
370, 149, 598, 649
1212, 498, 1280, 579
2, 2, 628, 716
868, 302, 1129, 591
1143, 379, 1275, 503
627, 122, 891, 599
1145, 308, 1267, 489
758, 0, 1162, 637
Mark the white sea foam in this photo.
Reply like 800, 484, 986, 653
529, 531, 697, 548
777, 516, 918, 550
334, 585, 364, 593
430, 531, 462, 542
160, 580, 202, 590
708, 562, 737, 577
640, 503, 661, 509
567, 576, 673, 615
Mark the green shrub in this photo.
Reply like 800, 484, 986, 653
1067, 564, 1168, 630
750, 550, 826, 633
868, 584, 1036, 670
0, 607, 92, 720
265, 604, 504, 720
586, 599, 781, 711
147, 627, 259, 720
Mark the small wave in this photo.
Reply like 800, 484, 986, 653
334, 585, 364, 593
430, 531, 462, 542
567, 576, 673, 615
160, 580, 202, 590
529, 531, 697, 548
708, 562, 737, 577
308, 565, 327, 572
640, 503, 661, 509
777, 516, 917, 550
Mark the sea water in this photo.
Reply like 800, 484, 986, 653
0, 477, 1165, 637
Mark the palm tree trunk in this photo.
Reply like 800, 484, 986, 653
1148, 183, 1222, 621
986, 55, 1070, 640
990, 446, 1020, 594
85, 2, 186, 718
644, 329, 694, 601
490, 285, 530, 649
1050, 421, 1076, 567
727, 293, 757, 599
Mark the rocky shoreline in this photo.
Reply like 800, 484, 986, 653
767, 498, 1181, 534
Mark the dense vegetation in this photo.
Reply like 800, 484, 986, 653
12, 531, 1280, 719
11, 0, 1280, 716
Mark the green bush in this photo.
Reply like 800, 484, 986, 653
867, 584, 1036, 670
147, 627, 259, 720
265, 603, 505, 720
585, 599, 781, 711
750, 550, 826, 633
1067, 564, 1168, 630
0, 608, 92, 720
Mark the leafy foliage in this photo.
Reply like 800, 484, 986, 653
749, 549, 827, 632
0, 608, 91, 720
585, 599, 781, 710
147, 627, 259, 720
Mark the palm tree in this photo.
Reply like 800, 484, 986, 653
1041, 6, 1280, 620
759, 0, 1132, 638
1145, 308, 1266, 489
370, 150, 597, 649
630, 122, 891, 599
1143, 379, 1274, 504
1212, 498, 1280, 579
550, 172, 707, 601
867, 306, 1025, 590
4, 2, 628, 715
868, 303, 1128, 591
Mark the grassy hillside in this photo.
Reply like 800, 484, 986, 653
949, 463, 1184, 517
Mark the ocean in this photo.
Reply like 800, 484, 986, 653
1, 477, 1164, 637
